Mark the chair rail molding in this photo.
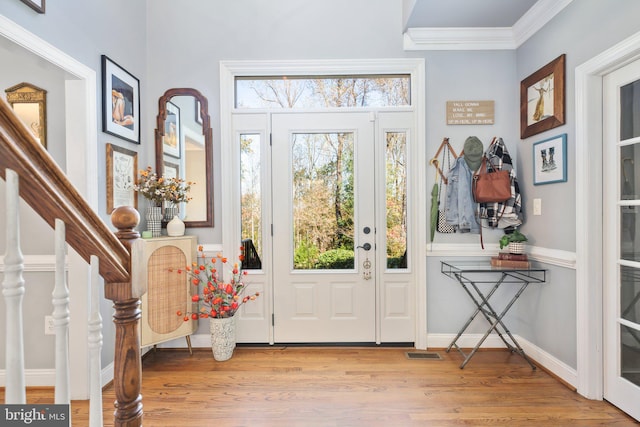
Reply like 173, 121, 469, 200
427, 244, 575, 269
0, 255, 64, 272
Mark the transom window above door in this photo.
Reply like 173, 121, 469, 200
235, 75, 411, 109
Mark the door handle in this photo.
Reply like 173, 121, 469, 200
357, 243, 372, 251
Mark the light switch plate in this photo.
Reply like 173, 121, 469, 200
533, 198, 542, 216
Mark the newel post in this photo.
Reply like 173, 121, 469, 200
106, 206, 144, 427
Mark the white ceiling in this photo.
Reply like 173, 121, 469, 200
403, 0, 573, 50
405, 0, 539, 29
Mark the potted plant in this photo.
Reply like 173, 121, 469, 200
173, 246, 260, 361
499, 229, 528, 254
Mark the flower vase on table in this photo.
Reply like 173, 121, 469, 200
146, 204, 163, 237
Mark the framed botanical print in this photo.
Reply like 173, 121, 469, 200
520, 54, 566, 139
102, 55, 140, 144
106, 143, 138, 213
163, 101, 181, 158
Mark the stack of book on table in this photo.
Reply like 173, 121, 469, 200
490, 252, 530, 268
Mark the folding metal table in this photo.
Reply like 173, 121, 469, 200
441, 260, 546, 369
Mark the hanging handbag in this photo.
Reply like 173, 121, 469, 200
472, 156, 511, 203
436, 139, 456, 233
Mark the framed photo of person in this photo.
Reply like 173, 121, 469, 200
520, 54, 565, 139
101, 55, 140, 144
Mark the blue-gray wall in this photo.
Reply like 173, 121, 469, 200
511, 0, 640, 367
0, 0, 147, 369
2, 0, 640, 375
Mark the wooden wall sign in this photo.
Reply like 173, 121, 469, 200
446, 100, 494, 125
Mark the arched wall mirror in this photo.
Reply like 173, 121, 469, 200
155, 88, 213, 227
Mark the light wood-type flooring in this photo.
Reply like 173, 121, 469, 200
3, 346, 639, 426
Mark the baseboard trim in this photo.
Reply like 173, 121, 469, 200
427, 333, 577, 389
0, 362, 115, 390
0, 369, 55, 387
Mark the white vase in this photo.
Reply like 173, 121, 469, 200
166, 215, 185, 237
209, 316, 236, 361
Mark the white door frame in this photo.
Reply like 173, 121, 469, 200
576, 30, 640, 399
220, 58, 427, 349
0, 15, 98, 397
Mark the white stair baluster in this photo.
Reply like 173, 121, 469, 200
53, 219, 71, 408
88, 255, 103, 427
2, 169, 26, 404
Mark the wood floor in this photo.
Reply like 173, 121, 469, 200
4, 346, 639, 426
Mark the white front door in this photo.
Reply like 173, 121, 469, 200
271, 112, 376, 342
603, 58, 640, 421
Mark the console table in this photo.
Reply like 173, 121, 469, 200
440, 260, 546, 369
139, 235, 198, 351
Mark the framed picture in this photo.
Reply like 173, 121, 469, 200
163, 160, 179, 180
520, 54, 565, 139
106, 143, 138, 213
5, 82, 47, 147
163, 101, 181, 158
533, 133, 567, 185
195, 99, 203, 125
101, 55, 140, 144
20, 0, 45, 13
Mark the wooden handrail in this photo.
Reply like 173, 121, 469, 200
0, 97, 144, 426
0, 98, 129, 283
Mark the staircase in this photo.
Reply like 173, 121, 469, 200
0, 97, 145, 426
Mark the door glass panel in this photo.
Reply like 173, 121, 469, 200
386, 131, 407, 269
620, 79, 640, 140
621, 324, 640, 387
620, 266, 640, 323
236, 75, 410, 109
621, 144, 638, 200
291, 132, 354, 270
240, 134, 262, 269
620, 207, 640, 262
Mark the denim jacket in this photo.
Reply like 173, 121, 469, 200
445, 156, 480, 233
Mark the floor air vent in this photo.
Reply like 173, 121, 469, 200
405, 351, 442, 360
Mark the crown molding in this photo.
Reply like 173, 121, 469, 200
403, 0, 573, 51
512, 0, 574, 47
404, 27, 515, 51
